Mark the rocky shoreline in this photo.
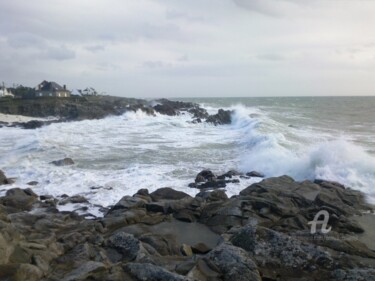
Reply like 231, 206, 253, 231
0, 169, 374, 281
0, 96, 232, 129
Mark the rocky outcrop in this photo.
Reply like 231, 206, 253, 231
0, 170, 10, 185
206, 109, 232, 125
0, 174, 374, 280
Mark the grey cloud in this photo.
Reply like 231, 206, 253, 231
85, 45, 106, 53
40, 45, 76, 61
7, 33, 45, 48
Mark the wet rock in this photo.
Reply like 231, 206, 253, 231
51, 157, 75, 166
153, 104, 177, 116
246, 171, 265, 178
18, 120, 46, 129
195, 170, 216, 183
58, 195, 88, 205
218, 170, 242, 179
27, 181, 38, 186
206, 109, 232, 125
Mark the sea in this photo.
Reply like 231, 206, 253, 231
1, 96, 374, 216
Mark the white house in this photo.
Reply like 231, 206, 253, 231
0, 87, 14, 98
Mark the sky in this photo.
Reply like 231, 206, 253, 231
1, 0, 375, 98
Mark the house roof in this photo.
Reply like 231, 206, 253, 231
37, 81, 68, 92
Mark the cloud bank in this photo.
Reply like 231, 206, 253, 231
1, 0, 375, 97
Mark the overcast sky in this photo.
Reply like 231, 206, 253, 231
1, 0, 375, 98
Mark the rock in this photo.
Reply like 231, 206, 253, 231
107, 232, 140, 262
109, 195, 146, 211
188, 243, 261, 281
206, 109, 232, 125
150, 187, 192, 201
146, 202, 166, 213
196, 180, 227, 189
196, 190, 228, 201
19, 120, 46, 129
195, 170, 216, 183
153, 104, 177, 116
0, 264, 43, 281
314, 179, 346, 190
0, 188, 38, 211
61, 261, 106, 281
124, 262, 192, 281
218, 170, 242, 179
181, 244, 193, 256
192, 242, 212, 254
51, 157, 75, 166
0, 169, 10, 185
27, 181, 38, 186
58, 195, 88, 205
246, 171, 265, 178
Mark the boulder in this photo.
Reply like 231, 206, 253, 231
0, 188, 38, 211
195, 170, 216, 183
51, 158, 75, 166
246, 171, 265, 178
106, 232, 140, 262
150, 188, 192, 201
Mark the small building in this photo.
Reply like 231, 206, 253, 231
35, 81, 71, 98
0, 85, 14, 98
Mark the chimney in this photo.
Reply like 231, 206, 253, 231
63, 85, 66, 90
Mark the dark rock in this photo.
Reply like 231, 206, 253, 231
27, 181, 39, 186
196, 190, 228, 201
246, 171, 265, 178
314, 179, 346, 190
188, 243, 261, 281
195, 170, 216, 183
58, 195, 88, 205
0, 170, 10, 185
218, 170, 242, 179
107, 232, 140, 262
0, 188, 38, 211
110, 195, 146, 211
51, 157, 75, 166
196, 180, 227, 189
192, 242, 212, 254
19, 120, 45, 129
146, 202, 166, 213
150, 187, 192, 201
153, 104, 177, 116
206, 109, 232, 125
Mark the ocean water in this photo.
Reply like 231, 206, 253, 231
0, 96, 374, 216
